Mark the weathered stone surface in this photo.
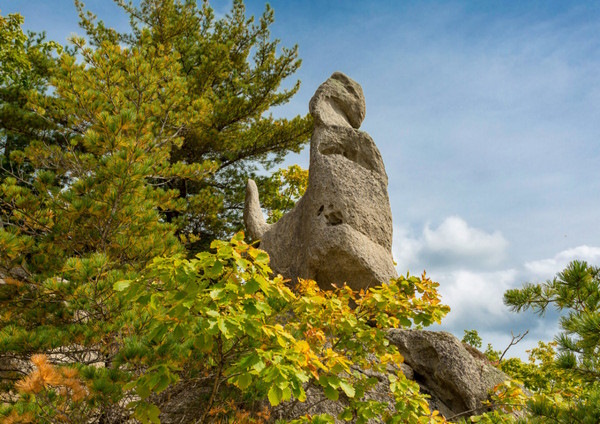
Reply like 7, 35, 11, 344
309, 71, 366, 129
387, 329, 508, 418
244, 72, 397, 290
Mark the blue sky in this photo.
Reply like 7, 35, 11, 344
3, 0, 600, 359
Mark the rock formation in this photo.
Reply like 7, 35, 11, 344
240, 72, 512, 422
269, 330, 508, 422
388, 329, 508, 419
244, 72, 398, 290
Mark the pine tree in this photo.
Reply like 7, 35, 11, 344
76, 0, 313, 249
1, 2, 311, 419
1, 4, 455, 423
0, 18, 205, 418
0, 12, 61, 178
503, 260, 600, 422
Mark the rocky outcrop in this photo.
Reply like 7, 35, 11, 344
266, 330, 509, 423
388, 329, 508, 419
244, 72, 397, 290
242, 73, 510, 422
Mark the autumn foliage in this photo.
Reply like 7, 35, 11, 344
4, 354, 89, 423
0, 1, 451, 422
2, 1, 599, 423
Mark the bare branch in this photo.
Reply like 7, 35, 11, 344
499, 330, 529, 362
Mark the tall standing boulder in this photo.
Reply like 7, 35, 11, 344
244, 72, 397, 290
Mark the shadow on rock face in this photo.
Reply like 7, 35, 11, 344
244, 72, 397, 290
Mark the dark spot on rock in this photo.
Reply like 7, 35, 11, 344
325, 210, 343, 226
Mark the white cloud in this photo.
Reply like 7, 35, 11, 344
429, 244, 600, 359
392, 225, 423, 271
434, 268, 516, 328
427, 267, 559, 360
393, 216, 508, 272
391, 219, 600, 360
423, 216, 508, 266
430, 267, 561, 360
524, 245, 600, 279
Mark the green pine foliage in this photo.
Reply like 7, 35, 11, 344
504, 260, 600, 380
0, 12, 61, 181
463, 261, 600, 423
1, 21, 202, 420
501, 260, 600, 422
75, 0, 313, 249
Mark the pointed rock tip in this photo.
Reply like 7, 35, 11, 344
309, 71, 366, 129
243, 179, 270, 241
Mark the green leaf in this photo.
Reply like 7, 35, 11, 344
236, 372, 253, 389
154, 374, 171, 393
340, 408, 354, 421
136, 381, 152, 399
231, 232, 244, 243
327, 375, 341, 389
292, 383, 307, 402
255, 251, 270, 264
339, 380, 355, 398
123, 381, 136, 391
135, 402, 161, 424
244, 278, 260, 294
148, 324, 168, 342
252, 359, 266, 372
268, 385, 283, 406
323, 384, 339, 401
194, 334, 213, 352
253, 274, 272, 294
206, 260, 223, 278
113, 280, 132, 291
209, 288, 223, 300
217, 318, 229, 337
282, 385, 292, 402
294, 370, 310, 383
236, 257, 250, 271
147, 404, 161, 424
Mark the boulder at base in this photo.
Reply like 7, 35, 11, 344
388, 329, 508, 419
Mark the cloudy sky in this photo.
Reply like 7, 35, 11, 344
4, 0, 600, 359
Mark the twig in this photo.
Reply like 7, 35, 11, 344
499, 330, 529, 362
446, 402, 526, 421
